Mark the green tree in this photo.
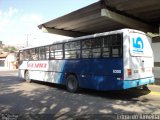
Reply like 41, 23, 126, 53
9, 46, 17, 52
2, 46, 17, 52
3, 47, 9, 52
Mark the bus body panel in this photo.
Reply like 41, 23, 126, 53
19, 58, 124, 90
123, 30, 154, 86
65, 58, 123, 90
19, 60, 65, 83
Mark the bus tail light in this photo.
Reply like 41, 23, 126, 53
127, 69, 132, 76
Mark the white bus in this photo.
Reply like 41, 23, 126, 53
18, 29, 154, 92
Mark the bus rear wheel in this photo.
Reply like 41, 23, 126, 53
25, 71, 31, 83
66, 74, 79, 93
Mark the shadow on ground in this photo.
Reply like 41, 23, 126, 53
0, 75, 159, 120
33, 80, 151, 101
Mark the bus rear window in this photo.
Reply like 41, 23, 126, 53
129, 32, 153, 57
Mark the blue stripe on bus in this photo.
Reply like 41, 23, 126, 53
122, 77, 155, 89
57, 60, 66, 84
56, 58, 124, 88
54, 58, 154, 91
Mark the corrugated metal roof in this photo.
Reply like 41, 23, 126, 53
38, 0, 160, 37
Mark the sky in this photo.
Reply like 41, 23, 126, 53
0, 0, 98, 47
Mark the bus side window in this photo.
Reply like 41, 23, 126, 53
65, 41, 80, 59
55, 44, 63, 59
102, 34, 122, 58
34, 48, 39, 60
19, 51, 24, 61
74, 41, 81, 59
24, 50, 30, 60
50, 45, 55, 60
39, 47, 46, 60
30, 48, 39, 60
45, 46, 50, 60
82, 39, 92, 58
102, 36, 110, 58
92, 37, 102, 58
111, 34, 122, 57
30, 49, 35, 60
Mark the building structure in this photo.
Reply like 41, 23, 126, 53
0, 52, 9, 67
0, 52, 17, 70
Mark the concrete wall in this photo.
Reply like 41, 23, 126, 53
152, 37, 160, 85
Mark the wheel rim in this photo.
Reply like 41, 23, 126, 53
68, 78, 76, 90
66, 75, 78, 92
25, 72, 30, 81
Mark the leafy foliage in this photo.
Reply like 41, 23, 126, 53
2, 46, 17, 52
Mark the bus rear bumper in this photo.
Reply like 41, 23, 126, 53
123, 77, 155, 89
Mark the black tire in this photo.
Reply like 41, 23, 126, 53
143, 85, 149, 90
66, 74, 79, 93
25, 71, 31, 83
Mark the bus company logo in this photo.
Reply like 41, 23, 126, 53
132, 37, 144, 53
27, 63, 47, 68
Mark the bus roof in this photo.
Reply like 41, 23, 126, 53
19, 28, 146, 51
